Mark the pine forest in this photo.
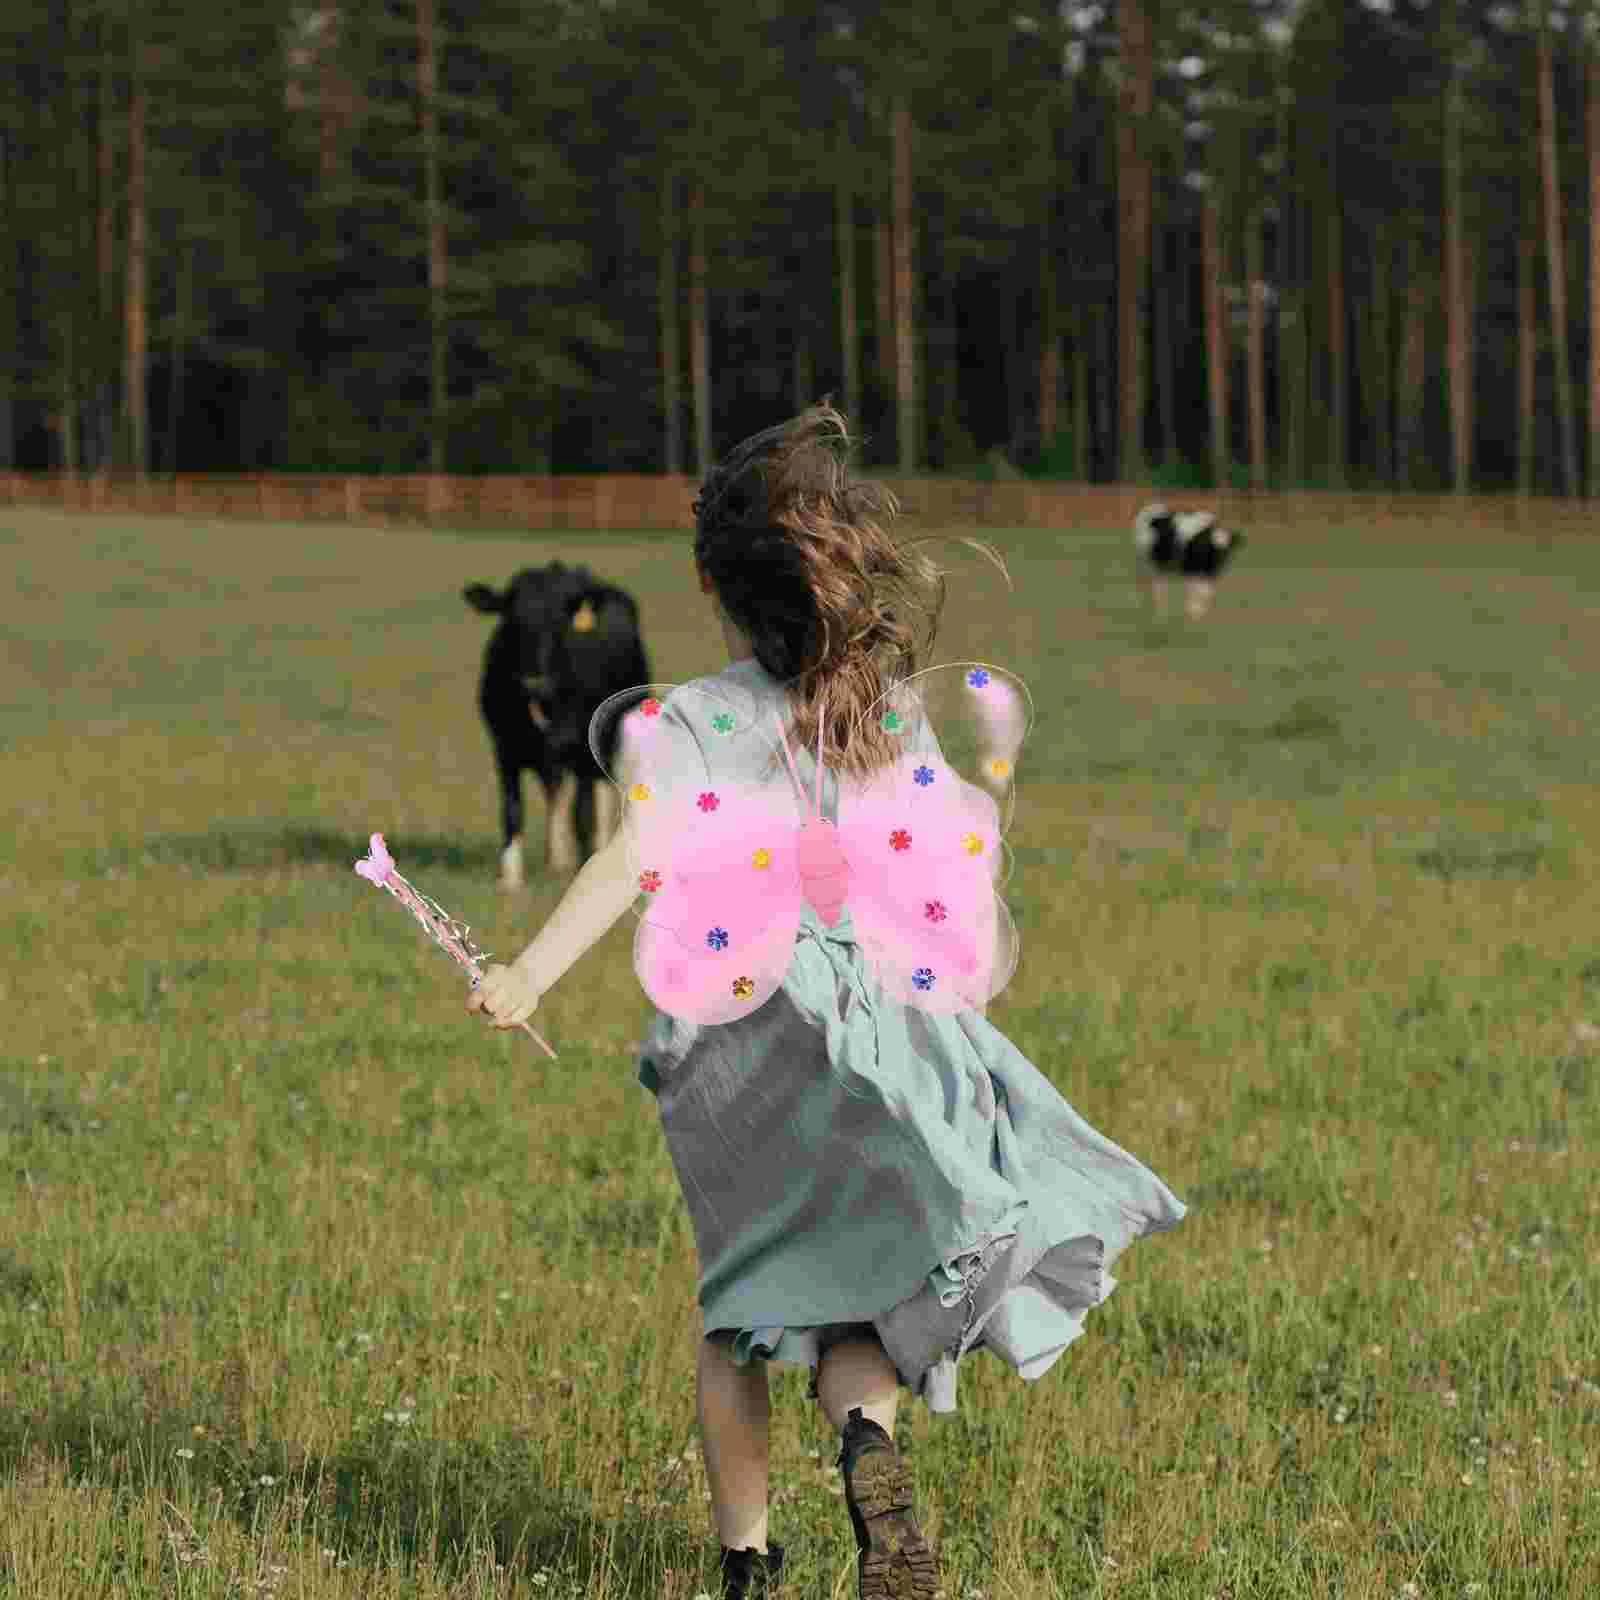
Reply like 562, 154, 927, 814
3, 0, 1599, 494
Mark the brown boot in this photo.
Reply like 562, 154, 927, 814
719, 1541, 785, 1599
838, 1408, 938, 1599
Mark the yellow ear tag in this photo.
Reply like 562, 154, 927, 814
572, 602, 596, 633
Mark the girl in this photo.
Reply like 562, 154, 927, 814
469, 403, 1186, 1600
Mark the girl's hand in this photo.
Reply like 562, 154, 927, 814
468, 963, 542, 1030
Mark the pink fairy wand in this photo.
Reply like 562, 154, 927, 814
354, 833, 557, 1058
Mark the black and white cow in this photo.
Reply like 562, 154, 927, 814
463, 562, 650, 886
1133, 502, 1246, 620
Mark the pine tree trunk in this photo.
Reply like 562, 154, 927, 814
835, 123, 860, 427
1201, 187, 1228, 490
98, 25, 116, 467
1116, 0, 1152, 481
1072, 301, 1089, 481
165, 240, 190, 473
936, 202, 959, 467
1326, 191, 1347, 489
124, 49, 147, 479
892, 97, 917, 474
0, 134, 12, 469
689, 183, 711, 476
1039, 230, 1059, 454
418, 0, 447, 475
875, 215, 894, 414
1038, 87, 1061, 462
1156, 220, 1177, 470
320, 7, 341, 182
659, 172, 682, 474
1519, 177, 1537, 496
1538, 26, 1578, 495
1276, 72, 1299, 487
1589, 50, 1600, 498
792, 327, 812, 414
1247, 214, 1267, 488
1398, 227, 1427, 487
1444, 6, 1470, 492
1370, 223, 1394, 484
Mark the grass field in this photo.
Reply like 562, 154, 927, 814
1, 505, 1598, 1599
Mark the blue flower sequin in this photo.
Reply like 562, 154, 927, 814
706, 927, 730, 951
966, 667, 990, 689
913, 765, 934, 786
912, 967, 936, 991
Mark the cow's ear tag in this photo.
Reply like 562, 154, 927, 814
572, 602, 596, 633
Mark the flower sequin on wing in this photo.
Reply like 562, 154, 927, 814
711, 712, 735, 735
912, 967, 936, 991
697, 791, 720, 813
961, 831, 983, 855
988, 757, 1012, 781
639, 870, 662, 893
751, 847, 771, 869
967, 667, 991, 689
571, 602, 596, 633
913, 765, 934, 786
731, 976, 754, 999
641, 697, 662, 717
889, 828, 912, 852
925, 900, 947, 923
881, 709, 904, 733
630, 782, 652, 802
705, 926, 729, 951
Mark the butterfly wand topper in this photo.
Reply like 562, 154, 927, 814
594, 662, 1032, 1026
354, 833, 558, 1058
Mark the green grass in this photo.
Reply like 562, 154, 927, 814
2, 505, 1598, 1598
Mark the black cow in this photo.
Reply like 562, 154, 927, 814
463, 562, 650, 885
1133, 502, 1246, 620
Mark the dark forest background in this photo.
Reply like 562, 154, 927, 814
3, 0, 1598, 492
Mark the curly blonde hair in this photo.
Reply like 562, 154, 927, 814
693, 399, 1006, 784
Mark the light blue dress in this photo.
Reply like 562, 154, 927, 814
634, 657, 1185, 1413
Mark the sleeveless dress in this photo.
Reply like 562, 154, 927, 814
634, 657, 1185, 1413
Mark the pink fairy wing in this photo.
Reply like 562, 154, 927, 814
632, 781, 803, 1023
589, 681, 806, 1023
837, 663, 1032, 1013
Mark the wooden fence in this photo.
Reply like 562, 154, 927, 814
1, 471, 1594, 534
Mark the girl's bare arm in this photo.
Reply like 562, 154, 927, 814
509, 824, 639, 996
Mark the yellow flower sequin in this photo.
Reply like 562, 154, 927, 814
572, 602, 596, 632
751, 847, 771, 869
988, 757, 1012, 781
629, 782, 652, 802
961, 831, 983, 855
731, 976, 755, 999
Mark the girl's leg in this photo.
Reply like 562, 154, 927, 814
697, 1336, 771, 1552
819, 1334, 938, 1598
814, 1334, 899, 1437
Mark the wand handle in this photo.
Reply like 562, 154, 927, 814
468, 970, 558, 1059
519, 1019, 558, 1057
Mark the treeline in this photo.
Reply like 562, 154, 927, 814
2, 0, 1597, 491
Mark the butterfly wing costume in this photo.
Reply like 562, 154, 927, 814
589, 663, 1032, 1023
589, 655, 1185, 1419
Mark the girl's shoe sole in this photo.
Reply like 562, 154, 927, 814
847, 1450, 939, 1600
